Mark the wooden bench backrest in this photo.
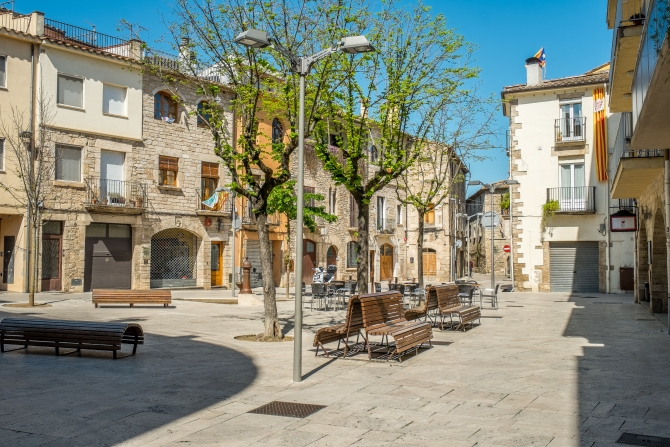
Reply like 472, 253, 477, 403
434, 284, 460, 310
0, 318, 144, 339
425, 286, 439, 311
93, 289, 171, 299
345, 296, 364, 334
359, 291, 405, 329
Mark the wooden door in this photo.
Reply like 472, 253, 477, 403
423, 249, 437, 276
211, 242, 223, 286
380, 244, 393, 281
3, 236, 15, 284
41, 235, 62, 291
303, 239, 316, 284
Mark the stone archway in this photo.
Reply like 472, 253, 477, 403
650, 210, 668, 313
151, 228, 199, 288
638, 221, 649, 302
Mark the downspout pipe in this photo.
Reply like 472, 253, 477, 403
665, 149, 670, 334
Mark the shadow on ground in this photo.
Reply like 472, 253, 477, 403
564, 294, 670, 446
0, 312, 258, 447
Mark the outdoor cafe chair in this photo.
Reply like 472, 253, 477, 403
311, 283, 328, 310
480, 284, 500, 309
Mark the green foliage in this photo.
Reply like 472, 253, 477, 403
266, 180, 337, 233
540, 200, 560, 238
500, 192, 510, 211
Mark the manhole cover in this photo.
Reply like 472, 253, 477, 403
431, 341, 452, 346
248, 401, 326, 418
617, 433, 670, 447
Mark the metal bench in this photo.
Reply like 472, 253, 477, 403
92, 289, 171, 308
0, 318, 144, 359
359, 291, 433, 362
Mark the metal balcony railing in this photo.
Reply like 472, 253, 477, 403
242, 203, 256, 225
143, 49, 181, 71
555, 117, 587, 143
44, 19, 134, 59
546, 186, 596, 213
86, 178, 147, 209
196, 188, 233, 213
610, 0, 648, 85
376, 216, 396, 234
610, 112, 663, 181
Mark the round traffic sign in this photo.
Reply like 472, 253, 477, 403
455, 239, 462, 249
503, 245, 511, 253
481, 211, 500, 229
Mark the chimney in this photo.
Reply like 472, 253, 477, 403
178, 36, 191, 66
525, 57, 542, 86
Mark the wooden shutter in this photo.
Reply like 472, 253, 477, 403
201, 162, 218, 178
159, 156, 179, 171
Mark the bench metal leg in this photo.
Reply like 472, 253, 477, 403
113, 350, 117, 359
132, 334, 138, 355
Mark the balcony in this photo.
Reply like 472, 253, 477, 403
44, 19, 140, 59
631, 0, 670, 149
546, 187, 596, 214
554, 117, 586, 143
610, 113, 664, 198
195, 189, 233, 216
376, 216, 396, 234
85, 178, 147, 215
608, 0, 647, 112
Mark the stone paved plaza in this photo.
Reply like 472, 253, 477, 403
0, 288, 669, 447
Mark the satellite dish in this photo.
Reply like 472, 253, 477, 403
480, 211, 500, 229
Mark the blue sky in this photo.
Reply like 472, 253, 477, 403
16, 0, 612, 192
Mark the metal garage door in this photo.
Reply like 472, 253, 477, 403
550, 242, 599, 293
84, 223, 132, 291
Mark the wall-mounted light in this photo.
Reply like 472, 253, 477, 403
642, 205, 651, 220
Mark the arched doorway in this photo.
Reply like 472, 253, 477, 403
151, 228, 198, 288
422, 248, 437, 276
651, 211, 667, 313
638, 222, 649, 302
303, 239, 316, 284
380, 244, 393, 281
327, 245, 337, 270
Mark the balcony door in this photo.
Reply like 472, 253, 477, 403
377, 196, 386, 231
100, 150, 125, 205
560, 163, 586, 211
560, 101, 583, 141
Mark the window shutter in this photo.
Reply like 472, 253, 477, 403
159, 156, 179, 170
202, 162, 219, 177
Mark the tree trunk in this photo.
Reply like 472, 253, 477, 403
28, 220, 39, 306
285, 220, 291, 301
356, 200, 370, 294
256, 213, 282, 338
417, 210, 425, 289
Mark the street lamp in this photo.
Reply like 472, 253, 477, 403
456, 212, 483, 279
503, 179, 519, 291
468, 180, 497, 289
235, 29, 374, 383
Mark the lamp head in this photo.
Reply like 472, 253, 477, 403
339, 35, 375, 54
505, 179, 520, 185
468, 180, 482, 186
234, 29, 271, 49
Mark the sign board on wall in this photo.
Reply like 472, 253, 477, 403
610, 211, 637, 232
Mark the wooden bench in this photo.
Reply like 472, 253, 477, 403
359, 291, 433, 362
434, 284, 481, 331
0, 318, 144, 359
404, 286, 439, 324
313, 296, 364, 357
92, 289, 171, 308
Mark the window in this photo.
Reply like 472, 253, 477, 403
201, 162, 219, 201
0, 55, 6, 88
424, 203, 435, 224
559, 100, 583, 141
377, 196, 386, 229
347, 241, 359, 267
349, 194, 359, 228
55, 145, 82, 182
397, 204, 403, 225
102, 84, 127, 116
0, 139, 4, 171
272, 118, 283, 144
42, 221, 62, 235
57, 74, 83, 108
370, 145, 378, 162
329, 133, 340, 148
559, 162, 586, 209
154, 92, 178, 123
197, 101, 211, 127
159, 156, 179, 186
304, 186, 315, 207
328, 187, 337, 214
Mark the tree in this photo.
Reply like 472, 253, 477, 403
397, 89, 498, 287
0, 94, 56, 306
313, 2, 479, 293
266, 180, 337, 300
148, 0, 366, 337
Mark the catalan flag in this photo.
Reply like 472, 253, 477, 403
534, 47, 546, 68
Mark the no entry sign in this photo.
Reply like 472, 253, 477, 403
503, 245, 511, 253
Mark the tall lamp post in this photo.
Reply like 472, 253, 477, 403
468, 180, 496, 289
456, 212, 483, 278
234, 30, 374, 383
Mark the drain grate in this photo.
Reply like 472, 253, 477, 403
637, 318, 656, 321
248, 401, 326, 418
617, 433, 670, 447
431, 341, 453, 346
506, 305, 524, 307
481, 316, 502, 318
593, 302, 626, 305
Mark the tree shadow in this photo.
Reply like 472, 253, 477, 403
564, 294, 670, 445
0, 314, 258, 446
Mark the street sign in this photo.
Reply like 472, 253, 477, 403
503, 244, 511, 253
481, 211, 500, 229
455, 239, 462, 249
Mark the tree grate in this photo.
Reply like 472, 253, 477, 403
617, 433, 670, 447
248, 401, 326, 418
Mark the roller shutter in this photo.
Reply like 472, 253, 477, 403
550, 242, 599, 293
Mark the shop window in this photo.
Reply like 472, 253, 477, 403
159, 156, 179, 186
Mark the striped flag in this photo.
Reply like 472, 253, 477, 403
534, 47, 546, 67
